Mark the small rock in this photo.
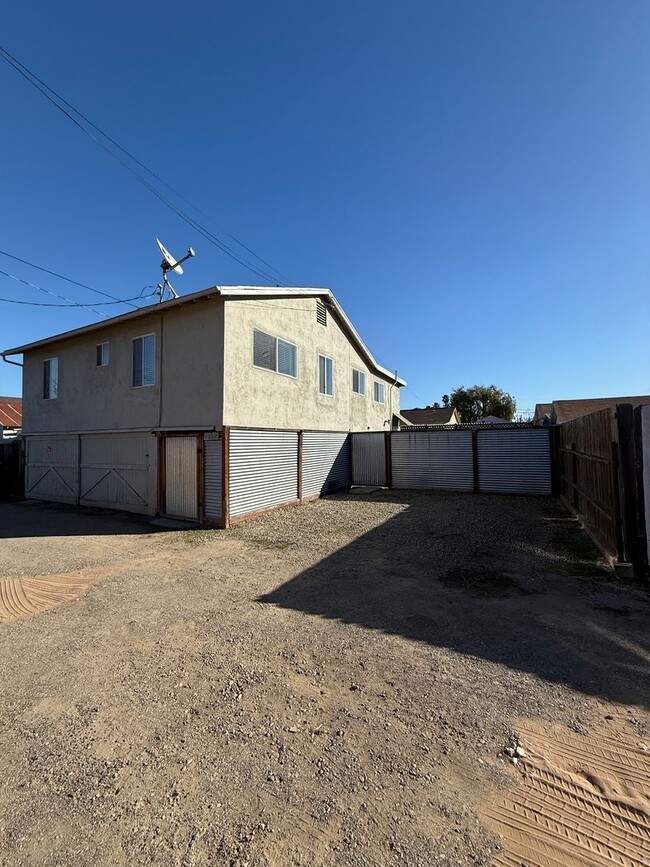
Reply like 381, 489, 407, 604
511, 757, 518, 765
504, 747, 515, 758
287, 726, 299, 733
514, 746, 527, 758
638, 743, 648, 751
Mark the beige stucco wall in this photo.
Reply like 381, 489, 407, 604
22, 297, 224, 434
222, 297, 400, 431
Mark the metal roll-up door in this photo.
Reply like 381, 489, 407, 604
478, 429, 551, 494
25, 435, 79, 504
229, 429, 298, 518
302, 432, 350, 497
204, 433, 223, 522
165, 436, 199, 520
351, 432, 386, 486
391, 430, 473, 491
80, 433, 152, 513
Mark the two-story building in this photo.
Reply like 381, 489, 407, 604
2, 285, 405, 525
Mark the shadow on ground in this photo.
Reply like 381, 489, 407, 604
0, 500, 159, 538
259, 491, 650, 709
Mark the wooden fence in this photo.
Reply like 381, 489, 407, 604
559, 404, 646, 571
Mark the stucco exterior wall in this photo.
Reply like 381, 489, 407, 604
222, 297, 400, 431
22, 298, 224, 434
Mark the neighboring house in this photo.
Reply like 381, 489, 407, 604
0, 396, 22, 440
2, 285, 405, 522
532, 403, 553, 425
534, 396, 650, 425
401, 406, 461, 426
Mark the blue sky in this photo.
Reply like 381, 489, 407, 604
1, 1, 648, 414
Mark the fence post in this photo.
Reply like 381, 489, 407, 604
616, 404, 641, 572
297, 430, 303, 503
222, 426, 230, 529
633, 406, 649, 571
471, 430, 479, 493
549, 426, 561, 496
385, 431, 392, 488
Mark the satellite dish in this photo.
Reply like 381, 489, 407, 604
157, 238, 185, 275
154, 238, 196, 302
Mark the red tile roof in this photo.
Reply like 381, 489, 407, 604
0, 397, 22, 428
401, 407, 460, 425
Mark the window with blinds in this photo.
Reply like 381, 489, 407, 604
319, 354, 333, 396
253, 329, 297, 378
373, 381, 385, 403
42, 357, 58, 399
352, 368, 366, 395
132, 334, 156, 387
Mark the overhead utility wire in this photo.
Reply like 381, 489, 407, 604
0, 46, 289, 286
0, 248, 142, 310
0, 268, 156, 315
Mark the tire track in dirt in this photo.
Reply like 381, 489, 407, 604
0, 569, 105, 621
482, 716, 650, 867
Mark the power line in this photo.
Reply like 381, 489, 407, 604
0, 294, 155, 308
0, 45, 290, 286
0, 267, 156, 314
0, 249, 142, 310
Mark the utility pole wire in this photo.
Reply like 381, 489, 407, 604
0, 249, 141, 310
0, 45, 290, 286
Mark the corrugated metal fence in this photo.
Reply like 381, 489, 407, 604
302, 431, 350, 497
350, 428, 552, 496
392, 430, 474, 491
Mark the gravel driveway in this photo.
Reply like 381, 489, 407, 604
0, 492, 648, 866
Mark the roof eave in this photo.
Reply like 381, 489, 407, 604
1, 283, 407, 386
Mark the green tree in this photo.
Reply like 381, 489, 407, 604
446, 385, 516, 423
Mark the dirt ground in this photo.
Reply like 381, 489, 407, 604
0, 491, 648, 867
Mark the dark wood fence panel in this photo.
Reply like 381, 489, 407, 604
0, 439, 24, 501
559, 408, 620, 559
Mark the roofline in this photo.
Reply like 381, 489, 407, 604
1, 284, 406, 387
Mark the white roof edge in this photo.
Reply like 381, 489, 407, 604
2, 284, 406, 386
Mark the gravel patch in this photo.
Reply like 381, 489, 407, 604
0, 492, 647, 866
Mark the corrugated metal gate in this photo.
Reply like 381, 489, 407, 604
477, 429, 551, 494
25, 436, 79, 504
391, 430, 474, 491
204, 432, 223, 522
229, 429, 299, 519
80, 434, 152, 512
302, 431, 350, 497
164, 435, 199, 520
352, 432, 386, 486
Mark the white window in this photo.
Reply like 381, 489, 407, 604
319, 354, 333, 396
42, 357, 58, 399
253, 329, 297, 378
96, 342, 109, 366
132, 334, 156, 387
316, 300, 327, 326
352, 369, 366, 395
374, 381, 385, 403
